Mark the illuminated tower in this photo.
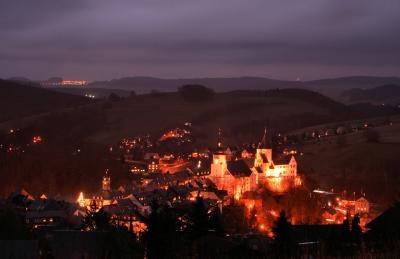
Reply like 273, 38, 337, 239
255, 127, 273, 174
210, 129, 227, 178
102, 169, 111, 191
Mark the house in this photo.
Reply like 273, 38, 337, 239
325, 129, 335, 136
240, 191, 263, 208
355, 196, 369, 213
336, 127, 347, 134
103, 205, 146, 235
241, 149, 252, 158
144, 153, 160, 160
322, 206, 341, 224
174, 169, 194, 185
142, 172, 178, 188
146, 157, 159, 173
25, 210, 67, 228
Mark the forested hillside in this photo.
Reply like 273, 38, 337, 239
0, 79, 100, 123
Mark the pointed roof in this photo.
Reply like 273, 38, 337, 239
103, 169, 110, 179
227, 160, 253, 177
258, 127, 271, 149
215, 128, 225, 154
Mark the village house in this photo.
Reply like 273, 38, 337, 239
355, 196, 370, 213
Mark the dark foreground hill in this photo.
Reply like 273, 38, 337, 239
0, 79, 100, 123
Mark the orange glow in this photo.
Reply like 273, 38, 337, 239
77, 192, 85, 207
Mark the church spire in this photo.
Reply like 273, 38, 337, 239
217, 128, 221, 148
258, 126, 271, 149
216, 128, 224, 154
102, 169, 111, 191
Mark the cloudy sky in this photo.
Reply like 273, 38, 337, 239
1, 1, 399, 81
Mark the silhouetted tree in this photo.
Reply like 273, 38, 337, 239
209, 206, 226, 237
351, 213, 362, 247
178, 84, 215, 102
0, 205, 27, 240
362, 128, 380, 142
248, 206, 258, 228
81, 201, 115, 231
108, 92, 120, 101
272, 210, 293, 258
141, 199, 182, 259
184, 196, 211, 240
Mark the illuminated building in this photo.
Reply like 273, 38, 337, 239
209, 128, 301, 199
355, 197, 370, 213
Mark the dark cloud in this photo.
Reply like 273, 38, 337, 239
0, 1, 399, 81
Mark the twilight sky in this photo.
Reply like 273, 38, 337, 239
1, 1, 399, 81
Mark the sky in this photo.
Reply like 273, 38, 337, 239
1, 1, 399, 81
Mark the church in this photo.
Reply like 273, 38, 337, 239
208, 129, 301, 200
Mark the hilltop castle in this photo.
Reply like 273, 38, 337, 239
209, 129, 301, 199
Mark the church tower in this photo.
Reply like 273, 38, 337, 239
210, 129, 227, 178
102, 169, 111, 191
255, 127, 273, 174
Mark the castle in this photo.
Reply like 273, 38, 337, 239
209, 129, 301, 199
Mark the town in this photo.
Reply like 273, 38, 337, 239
1, 120, 396, 258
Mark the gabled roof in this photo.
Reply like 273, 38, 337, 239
103, 205, 138, 218
174, 169, 193, 181
144, 153, 160, 160
227, 160, 252, 177
168, 185, 194, 195
240, 158, 255, 168
189, 191, 221, 202
25, 210, 67, 219
356, 197, 369, 203
273, 155, 291, 165
116, 198, 135, 208
365, 207, 400, 231
9, 188, 34, 202
54, 194, 77, 203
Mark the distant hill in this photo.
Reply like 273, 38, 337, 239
306, 76, 400, 86
7, 77, 43, 88
224, 88, 362, 119
86, 76, 400, 101
0, 79, 100, 123
87, 76, 306, 94
345, 84, 400, 103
